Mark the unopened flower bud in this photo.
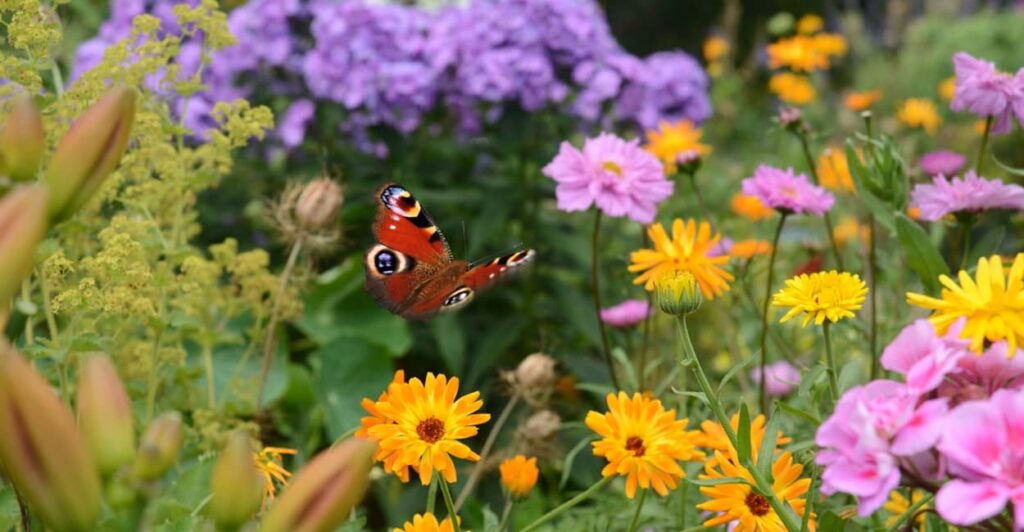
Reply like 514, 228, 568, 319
0, 96, 45, 182
45, 87, 135, 222
295, 178, 343, 231
777, 106, 805, 133
520, 409, 561, 442
0, 185, 49, 306
210, 430, 263, 530
77, 354, 135, 477
655, 270, 703, 316
675, 149, 703, 176
260, 437, 375, 532
0, 345, 101, 532
133, 412, 183, 481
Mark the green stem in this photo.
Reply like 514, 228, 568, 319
51, 62, 64, 97
497, 496, 513, 531
976, 115, 993, 176
38, 270, 59, 344
868, 217, 879, 379
688, 174, 716, 232
257, 235, 304, 406
202, 343, 216, 409
626, 487, 648, 532
145, 328, 165, 424
425, 477, 438, 515
822, 323, 839, 405
520, 476, 612, 532
590, 210, 619, 389
438, 480, 461, 532
454, 394, 520, 511
797, 134, 845, 270
21, 280, 33, 346
959, 216, 974, 271
799, 467, 819, 532
759, 215, 786, 414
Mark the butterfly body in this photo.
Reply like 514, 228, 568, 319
365, 183, 535, 320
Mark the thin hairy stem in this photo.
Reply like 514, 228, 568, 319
759, 215, 786, 413
590, 211, 619, 389
454, 394, 521, 511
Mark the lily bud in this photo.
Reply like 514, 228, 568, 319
0, 97, 45, 182
295, 178, 343, 231
0, 185, 49, 305
260, 437, 375, 532
0, 345, 101, 532
133, 412, 183, 481
45, 87, 135, 222
77, 354, 135, 477
655, 270, 703, 316
210, 430, 263, 530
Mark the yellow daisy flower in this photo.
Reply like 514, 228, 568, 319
693, 413, 791, 464
499, 454, 539, 498
938, 76, 956, 102
767, 36, 829, 72
253, 446, 297, 506
816, 148, 854, 192
366, 373, 490, 485
629, 219, 734, 300
357, 370, 414, 483
585, 392, 703, 499
731, 193, 775, 221
897, 98, 942, 135
796, 14, 823, 35
844, 90, 882, 112
907, 253, 1024, 354
773, 271, 868, 326
768, 73, 817, 105
884, 489, 931, 532
644, 120, 712, 174
698, 451, 815, 531
393, 513, 457, 532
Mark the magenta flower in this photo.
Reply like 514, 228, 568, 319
599, 299, 651, 327
950, 52, 1024, 135
542, 133, 672, 223
750, 361, 801, 396
939, 341, 1024, 404
910, 171, 1024, 221
936, 389, 1024, 527
918, 149, 966, 177
881, 319, 970, 394
740, 165, 834, 216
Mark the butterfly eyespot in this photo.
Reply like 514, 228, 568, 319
381, 185, 422, 218
365, 244, 409, 277
442, 287, 474, 309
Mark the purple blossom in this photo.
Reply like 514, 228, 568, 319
741, 165, 834, 216
600, 299, 651, 327
909, 171, 1024, 221
277, 99, 315, 148
918, 150, 966, 177
950, 52, 1024, 135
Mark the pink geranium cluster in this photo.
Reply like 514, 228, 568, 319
950, 52, 1024, 135
816, 318, 1024, 527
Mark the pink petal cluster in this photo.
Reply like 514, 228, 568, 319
599, 299, 651, 328
881, 319, 970, 394
909, 171, 1024, 221
936, 389, 1024, 527
707, 237, 734, 258
542, 133, 672, 224
918, 149, 966, 177
740, 165, 834, 216
750, 360, 801, 396
950, 52, 1024, 135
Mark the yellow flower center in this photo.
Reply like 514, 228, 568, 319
602, 161, 624, 177
625, 436, 646, 457
745, 492, 771, 516
416, 417, 445, 444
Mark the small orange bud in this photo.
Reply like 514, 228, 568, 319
77, 354, 135, 477
295, 178, 343, 231
499, 455, 539, 498
0, 185, 49, 306
0, 96, 45, 182
210, 430, 263, 530
44, 87, 135, 222
133, 412, 183, 481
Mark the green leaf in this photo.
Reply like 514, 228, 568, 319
465, 316, 527, 388
482, 507, 502, 532
968, 224, 1006, 264
431, 314, 466, 374
314, 335, 394, 440
845, 141, 896, 234
685, 476, 750, 487
737, 404, 753, 466
895, 213, 949, 295
611, 347, 639, 392
756, 408, 780, 481
716, 355, 755, 395
560, 435, 598, 488
993, 152, 1024, 177
777, 402, 822, 426
0, 485, 22, 532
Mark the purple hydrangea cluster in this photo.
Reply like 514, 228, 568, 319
72, 0, 712, 152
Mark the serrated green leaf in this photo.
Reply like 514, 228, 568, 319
895, 213, 949, 295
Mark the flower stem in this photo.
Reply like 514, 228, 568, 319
439, 480, 461, 532
688, 174, 716, 232
822, 323, 839, 405
520, 476, 612, 532
797, 134, 844, 270
21, 280, 33, 346
454, 393, 521, 511
976, 115, 993, 176
759, 214, 786, 414
868, 217, 879, 379
590, 210, 619, 389
202, 342, 216, 409
426, 477, 438, 515
145, 328, 165, 424
497, 496, 513, 531
257, 235, 304, 407
626, 487, 648, 532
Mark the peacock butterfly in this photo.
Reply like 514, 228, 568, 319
364, 183, 535, 320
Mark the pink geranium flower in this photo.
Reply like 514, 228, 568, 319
881, 319, 970, 394
750, 360, 801, 396
599, 299, 651, 327
542, 133, 672, 223
939, 341, 1024, 404
909, 171, 1024, 221
936, 389, 1024, 527
950, 52, 1024, 135
741, 165, 834, 216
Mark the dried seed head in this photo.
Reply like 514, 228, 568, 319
513, 353, 557, 407
519, 409, 561, 442
295, 178, 343, 231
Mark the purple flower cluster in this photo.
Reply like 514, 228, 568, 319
72, 0, 712, 151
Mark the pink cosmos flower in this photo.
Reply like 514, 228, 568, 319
542, 133, 672, 224
936, 389, 1024, 527
600, 299, 651, 327
881, 319, 970, 394
918, 150, 966, 177
950, 52, 1024, 135
909, 171, 1024, 221
740, 165, 834, 216
750, 361, 801, 396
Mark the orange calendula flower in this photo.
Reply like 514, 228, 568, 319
897, 98, 942, 134
644, 120, 712, 174
774, 271, 868, 326
844, 90, 882, 112
698, 451, 815, 531
585, 392, 702, 498
938, 76, 956, 102
817, 148, 854, 192
393, 513, 457, 532
365, 373, 490, 485
704, 35, 729, 63
796, 14, 823, 35
731, 193, 775, 221
907, 206, 922, 220
768, 73, 817, 105
833, 216, 869, 248
907, 253, 1024, 354
357, 370, 414, 482
694, 413, 791, 464
767, 36, 829, 72
629, 219, 734, 300
499, 455, 539, 498
811, 33, 848, 57
254, 446, 297, 506
729, 240, 772, 260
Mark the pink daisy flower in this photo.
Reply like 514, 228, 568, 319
750, 360, 801, 396
909, 171, 1024, 221
950, 52, 1024, 135
740, 165, 834, 216
542, 133, 672, 223
599, 299, 651, 328
918, 149, 966, 177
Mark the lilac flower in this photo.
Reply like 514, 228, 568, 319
918, 150, 966, 177
750, 361, 801, 396
614, 51, 712, 130
741, 165, 834, 216
909, 171, 1024, 221
707, 237, 734, 258
950, 52, 1024, 135
600, 300, 651, 327
277, 99, 315, 148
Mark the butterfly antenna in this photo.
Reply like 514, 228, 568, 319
469, 241, 527, 267
461, 219, 469, 258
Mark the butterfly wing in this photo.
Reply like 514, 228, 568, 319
460, 249, 536, 292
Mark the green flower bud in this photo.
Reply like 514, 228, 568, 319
0, 96, 45, 182
133, 412, 182, 481
655, 270, 703, 316
44, 87, 135, 222
76, 354, 135, 477
260, 437, 375, 532
0, 345, 101, 532
209, 430, 263, 530
0, 185, 49, 307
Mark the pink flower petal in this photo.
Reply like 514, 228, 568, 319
937, 480, 1010, 526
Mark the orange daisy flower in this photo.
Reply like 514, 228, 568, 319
628, 219, 734, 300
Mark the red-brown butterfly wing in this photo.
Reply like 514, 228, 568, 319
460, 249, 536, 292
